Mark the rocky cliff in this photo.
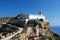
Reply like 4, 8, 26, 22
20, 20, 60, 40
0, 13, 60, 40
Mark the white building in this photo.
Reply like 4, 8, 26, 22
28, 14, 45, 20
22, 12, 46, 25
22, 12, 45, 21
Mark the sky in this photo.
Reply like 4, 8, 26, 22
0, 0, 60, 26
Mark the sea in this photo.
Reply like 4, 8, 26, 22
50, 26, 60, 36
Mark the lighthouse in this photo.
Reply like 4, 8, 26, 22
22, 11, 46, 25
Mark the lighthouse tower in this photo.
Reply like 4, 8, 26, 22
38, 11, 45, 21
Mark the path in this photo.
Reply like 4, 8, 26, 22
0, 24, 23, 40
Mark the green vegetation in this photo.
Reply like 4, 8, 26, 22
16, 13, 25, 19
49, 37, 52, 40
38, 23, 42, 28
39, 18, 44, 22
27, 20, 38, 27
0, 24, 19, 36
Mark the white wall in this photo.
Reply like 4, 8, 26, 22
29, 14, 45, 20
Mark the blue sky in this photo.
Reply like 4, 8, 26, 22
0, 0, 60, 26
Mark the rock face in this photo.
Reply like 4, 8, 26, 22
0, 13, 60, 40
20, 21, 60, 40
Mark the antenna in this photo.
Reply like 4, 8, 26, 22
39, 11, 42, 15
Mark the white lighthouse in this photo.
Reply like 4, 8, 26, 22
22, 11, 46, 25
22, 11, 45, 20
28, 12, 45, 20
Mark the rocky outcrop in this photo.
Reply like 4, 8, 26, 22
20, 21, 60, 40
0, 13, 60, 40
